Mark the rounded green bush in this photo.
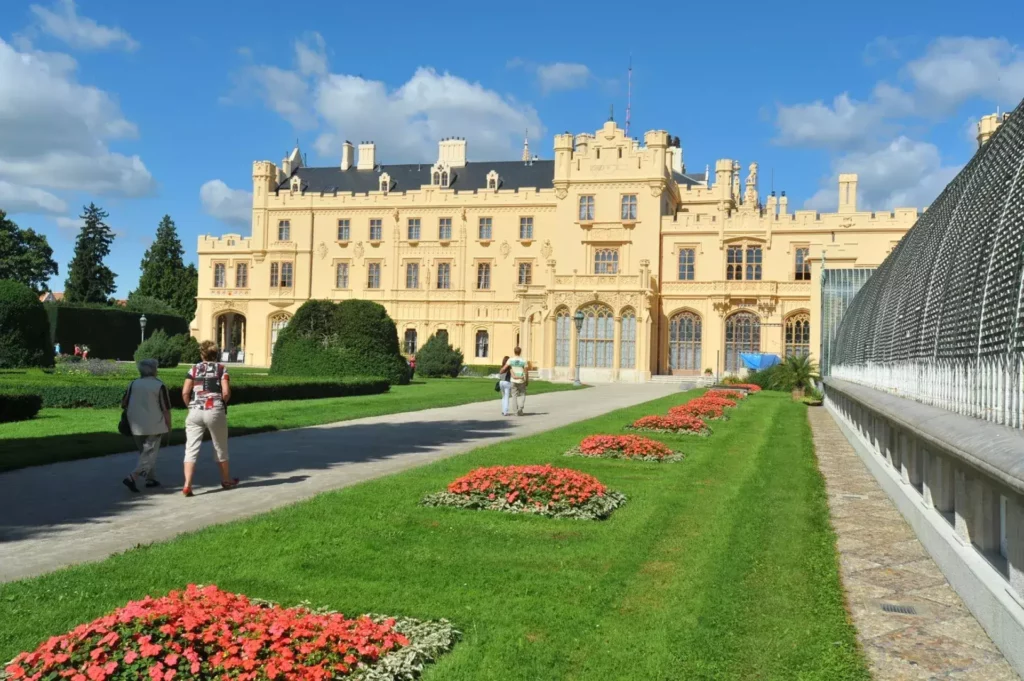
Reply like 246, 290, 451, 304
414, 333, 464, 378
0, 279, 53, 368
133, 328, 182, 368
173, 334, 201, 364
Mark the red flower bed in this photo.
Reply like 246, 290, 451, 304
730, 383, 762, 392
422, 465, 626, 519
670, 397, 727, 420
626, 413, 711, 435
567, 434, 683, 462
3, 585, 457, 681
707, 389, 746, 402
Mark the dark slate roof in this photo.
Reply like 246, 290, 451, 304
674, 171, 707, 186
280, 160, 555, 194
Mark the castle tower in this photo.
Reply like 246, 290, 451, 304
522, 130, 530, 163
977, 112, 1010, 148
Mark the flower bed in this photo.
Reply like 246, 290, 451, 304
626, 413, 711, 435
669, 397, 727, 421
421, 465, 626, 520
707, 389, 746, 402
2, 584, 458, 681
729, 383, 761, 392
565, 434, 683, 462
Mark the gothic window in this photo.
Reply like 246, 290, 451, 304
518, 262, 532, 286
578, 304, 614, 368
269, 313, 290, 356
406, 262, 419, 289
678, 248, 695, 280
620, 309, 636, 369
555, 308, 571, 367
367, 262, 381, 289
725, 311, 761, 371
669, 311, 702, 372
475, 330, 489, 358
726, 243, 763, 280
433, 171, 440, 185
476, 263, 491, 289
795, 247, 811, 281
404, 329, 418, 355
441, 171, 448, 186
486, 170, 499, 190
745, 246, 763, 280
379, 173, 390, 194
235, 263, 248, 288
270, 262, 279, 288
437, 262, 451, 289
785, 312, 811, 358
594, 248, 619, 275
280, 262, 293, 288
214, 263, 225, 288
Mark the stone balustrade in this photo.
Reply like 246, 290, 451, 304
824, 377, 1024, 675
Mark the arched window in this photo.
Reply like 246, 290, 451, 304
578, 304, 614, 368
620, 309, 636, 369
379, 173, 390, 194
725, 311, 760, 371
475, 330, 489, 358
432, 171, 440, 185
594, 249, 619, 275
554, 308, 571, 367
669, 310, 702, 372
404, 329, 418, 355
436, 329, 448, 345
269, 313, 291, 357
441, 171, 448, 187
785, 312, 811, 358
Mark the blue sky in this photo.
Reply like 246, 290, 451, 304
2, 0, 1023, 295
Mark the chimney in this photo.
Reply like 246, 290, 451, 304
341, 141, 354, 171
437, 137, 467, 168
838, 173, 858, 213
357, 142, 376, 170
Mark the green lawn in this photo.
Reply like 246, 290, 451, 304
0, 392, 867, 680
0, 378, 579, 472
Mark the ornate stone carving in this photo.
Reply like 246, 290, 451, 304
212, 300, 248, 314
499, 241, 511, 259
649, 182, 664, 198
555, 187, 568, 200
316, 242, 328, 260
392, 209, 400, 223
540, 240, 553, 259
353, 242, 364, 259
460, 207, 467, 221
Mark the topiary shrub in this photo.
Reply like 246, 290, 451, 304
271, 299, 411, 385
0, 279, 53, 368
133, 329, 182, 368
414, 333, 464, 378
172, 334, 201, 364
0, 392, 43, 422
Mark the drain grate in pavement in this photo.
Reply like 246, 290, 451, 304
880, 603, 917, 615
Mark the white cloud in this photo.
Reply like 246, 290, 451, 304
863, 36, 904, 65
55, 215, 79, 232
29, 0, 138, 51
508, 58, 593, 94
200, 180, 252, 227
804, 137, 961, 212
0, 180, 66, 214
241, 36, 544, 163
904, 37, 1024, 112
0, 37, 154, 196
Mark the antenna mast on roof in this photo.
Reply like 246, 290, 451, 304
625, 54, 632, 138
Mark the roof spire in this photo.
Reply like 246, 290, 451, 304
625, 54, 632, 137
522, 129, 530, 163
609, 104, 614, 122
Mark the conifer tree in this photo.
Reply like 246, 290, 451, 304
63, 203, 117, 304
133, 215, 198, 318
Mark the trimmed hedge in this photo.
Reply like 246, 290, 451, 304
460, 364, 503, 377
0, 392, 43, 422
0, 280, 53, 368
6, 376, 389, 408
45, 304, 189, 361
414, 334, 464, 378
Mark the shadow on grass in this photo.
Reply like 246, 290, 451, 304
0, 418, 511, 543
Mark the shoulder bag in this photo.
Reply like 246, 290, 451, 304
118, 380, 135, 436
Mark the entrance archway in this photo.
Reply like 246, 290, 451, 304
215, 312, 247, 363
668, 310, 702, 374
725, 311, 760, 372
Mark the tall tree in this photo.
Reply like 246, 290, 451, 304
133, 215, 198, 319
64, 203, 117, 304
0, 210, 58, 293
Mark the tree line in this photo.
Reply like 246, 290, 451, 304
0, 204, 198, 320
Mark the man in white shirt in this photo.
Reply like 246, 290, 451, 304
504, 346, 529, 416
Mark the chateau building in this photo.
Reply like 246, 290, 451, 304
194, 119, 926, 382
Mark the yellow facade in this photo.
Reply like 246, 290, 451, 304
194, 120, 919, 382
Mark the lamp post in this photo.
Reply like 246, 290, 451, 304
139, 314, 147, 345
572, 310, 585, 387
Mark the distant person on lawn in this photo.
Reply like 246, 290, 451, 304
498, 355, 512, 416
121, 358, 172, 493
501, 347, 529, 416
180, 341, 238, 497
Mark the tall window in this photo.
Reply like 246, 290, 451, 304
235, 263, 248, 288
336, 263, 349, 288
578, 196, 595, 221
269, 313, 290, 356
620, 309, 636, 369
519, 217, 533, 240
669, 311, 702, 372
407, 218, 421, 241
476, 263, 491, 290
594, 249, 619, 275
478, 217, 492, 240
475, 330, 489, 358
725, 311, 760, 371
277, 220, 290, 241
406, 263, 419, 289
621, 194, 637, 220
439, 217, 452, 240
437, 262, 451, 289
337, 219, 350, 241
367, 262, 381, 289
726, 245, 763, 281
270, 262, 279, 288
555, 308, 571, 367
795, 247, 811, 280
578, 304, 614, 368
369, 218, 382, 241
404, 329, 417, 354
280, 262, 293, 288
518, 262, 532, 285
785, 312, 811, 357
678, 248, 695, 280
214, 263, 225, 288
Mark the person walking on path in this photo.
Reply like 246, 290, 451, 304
121, 358, 172, 493
502, 347, 529, 416
180, 341, 239, 497
498, 355, 512, 416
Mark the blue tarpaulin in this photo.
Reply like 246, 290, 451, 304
738, 353, 781, 370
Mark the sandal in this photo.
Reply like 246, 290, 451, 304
221, 478, 240, 490
182, 486, 193, 497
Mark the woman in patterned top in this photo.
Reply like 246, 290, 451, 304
180, 340, 239, 497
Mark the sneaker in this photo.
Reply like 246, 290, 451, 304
144, 478, 160, 488
517, 410, 525, 416
221, 478, 240, 490
122, 477, 139, 493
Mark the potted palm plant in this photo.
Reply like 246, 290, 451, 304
784, 355, 819, 400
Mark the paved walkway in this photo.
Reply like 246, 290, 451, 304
0, 383, 677, 583
808, 408, 1019, 680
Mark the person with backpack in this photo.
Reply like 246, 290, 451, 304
501, 346, 529, 416
180, 340, 239, 497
